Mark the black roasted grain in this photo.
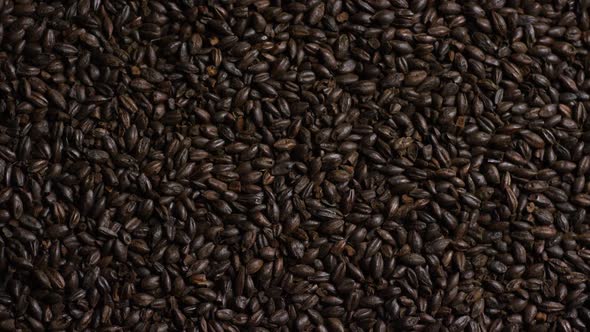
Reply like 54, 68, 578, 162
0, 0, 590, 331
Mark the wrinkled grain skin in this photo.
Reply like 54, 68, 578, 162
0, 0, 589, 331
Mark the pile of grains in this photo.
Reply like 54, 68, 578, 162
0, 0, 590, 331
